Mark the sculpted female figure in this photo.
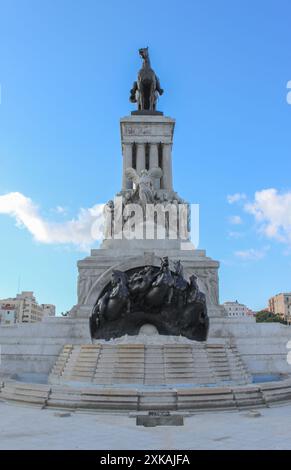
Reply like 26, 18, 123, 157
125, 167, 163, 206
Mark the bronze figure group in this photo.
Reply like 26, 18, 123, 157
90, 257, 209, 341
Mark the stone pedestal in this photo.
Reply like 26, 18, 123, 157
120, 115, 175, 191
71, 109, 226, 337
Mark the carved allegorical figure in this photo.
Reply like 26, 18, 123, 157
206, 269, 219, 305
103, 200, 114, 239
125, 167, 163, 206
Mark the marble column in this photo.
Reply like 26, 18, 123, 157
136, 143, 146, 175
122, 143, 133, 190
149, 143, 160, 189
162, 143, 173, 191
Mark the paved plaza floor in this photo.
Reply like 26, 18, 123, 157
1, 400, 291, 450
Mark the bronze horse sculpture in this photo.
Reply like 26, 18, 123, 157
90, 258, 209, 342
180, 274, 209, 337
130, 47, 164, 111
91, 270, 130, 329
128, 266, 156, 298
144, 257, 174, 308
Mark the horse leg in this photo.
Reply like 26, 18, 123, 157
126, 298, 131, 314
151, 81, 156, 110
138, 87, 142, 110
139, 82, 144, 110
167, 287, 173, 304
149, 83, 154, 111
137, 81, 142, 110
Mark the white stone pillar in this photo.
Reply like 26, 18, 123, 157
149, 143, 160, 189
162, 143, 173, 191
136, 143, 146, 175
122, 143, 133, 190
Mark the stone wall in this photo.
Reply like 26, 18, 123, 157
210, 318, 291, 375
0, 317, 90, 376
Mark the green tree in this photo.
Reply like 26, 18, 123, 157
256, 310, 286, 324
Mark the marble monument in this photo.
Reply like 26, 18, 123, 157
0, 49, 291, 413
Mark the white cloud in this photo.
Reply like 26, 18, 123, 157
228, 215, 243, 225
227, 193, 246, 204
0, 192, 105, 251
228, 231, 244, 239
235, 246, 269, 261
53, 205, 68, 215
244, 188, 291, 246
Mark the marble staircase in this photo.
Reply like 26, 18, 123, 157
48, 341, 251, 387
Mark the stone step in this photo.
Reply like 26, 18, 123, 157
1, 388, 49, 399
49, 342, 252, 387
261, 386, 291, 403
67, 365, 97, 371
75, 355, 100, 360
3, 378, 291, 412
1, 392, 48, 405
0, 383, 50, 406
63, 371, 95, 378
144, 371, 165, 376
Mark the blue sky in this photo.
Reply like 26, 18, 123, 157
1, 0, 291, 313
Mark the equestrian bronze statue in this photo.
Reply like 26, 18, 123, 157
130, 47, 164, 112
